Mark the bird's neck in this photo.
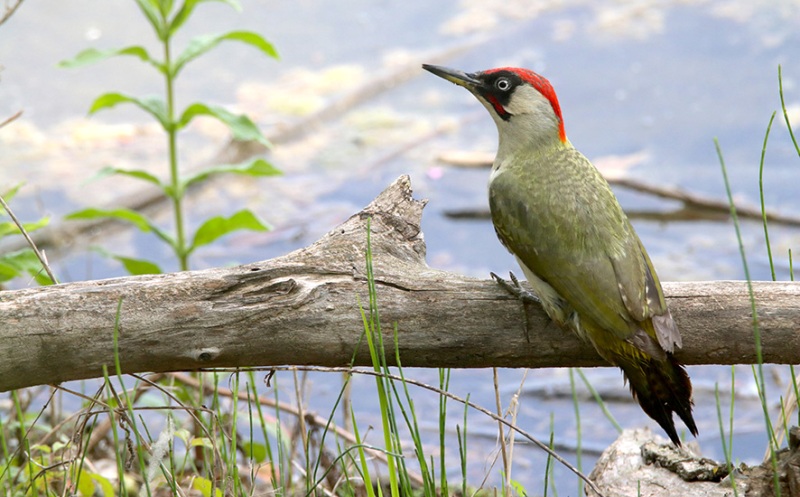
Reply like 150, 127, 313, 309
493, 126, 569, 175
491, 110, 567, 167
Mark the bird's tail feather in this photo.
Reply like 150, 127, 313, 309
618, 354, 698, 446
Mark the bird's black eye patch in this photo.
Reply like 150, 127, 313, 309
495, 77, 511, 91
475, 70, 523, 120
482, 71, 522, 94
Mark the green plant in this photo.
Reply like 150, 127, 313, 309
714, 368, 738, 497
60, 0, 281, 273
713, 64, 800, 497
0, 184, 54, 286
340, 222, 599, 497
716, 134, 782, 496
568, 368, 583, 497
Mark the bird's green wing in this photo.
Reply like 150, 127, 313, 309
610, 232, 682, 352
489, 153, 680, 354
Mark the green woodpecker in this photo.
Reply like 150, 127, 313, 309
423, 64, 697, 445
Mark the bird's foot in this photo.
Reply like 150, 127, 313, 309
490, 271, 540, 304
490, 271, 540, 343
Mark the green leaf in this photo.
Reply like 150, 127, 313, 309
126, 94, 173, 120
182, 158, 281, 189
0, 217, 49, 238
212, 0, 242, 8
189, 437, 214, 449
88, 93, 170, 129
67, 208, 176, 248
75, 468, 96, 497
114, 254, 163, 275
88, 93, 133, 113
0, 253, 28, 282
66, 207, 153, 232
89, 473, 115, 497
168, 0, 196, 33
88, 166, 164, 189
177, 103, 269, 146
510, 479, 528, 497
0, 249, 53, 285
189, 209, 268, 253
32, 271, 54, 286
149, 223, 178, 248
1, 182, 24, 201
242, 441, 267, 463
134, 0, 168, 40
91, 247, 162, 275
58, 46, 159, 70
158, 0, 175, 18
172, 30, 277, 75
191, 476, 224, 497
30, 443, 52, 454
51, 441, 69, 452
170, 0, 242, 34
173, 428, 191, 444
0, 221, 20, 237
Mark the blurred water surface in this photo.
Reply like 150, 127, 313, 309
1, 0, 799, 493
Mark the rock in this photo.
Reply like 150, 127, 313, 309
587, 428, 743, 497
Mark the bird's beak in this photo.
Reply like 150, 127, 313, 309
422, 64, 481, 90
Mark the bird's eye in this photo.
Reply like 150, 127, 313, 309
495, 78, 511, 91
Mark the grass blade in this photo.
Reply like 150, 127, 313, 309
715, 139, 781, 494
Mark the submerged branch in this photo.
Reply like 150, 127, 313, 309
439, 151, 800, 227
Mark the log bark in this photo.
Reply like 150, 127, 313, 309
0, 175, 798, 392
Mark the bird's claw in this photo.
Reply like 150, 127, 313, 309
490, 271, 540, 343
490, 271, 540, 304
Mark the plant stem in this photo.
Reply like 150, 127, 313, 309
569, 368, 583, 497
759, 112, 777, 281
716, 139, 781, 494
163, 29, 188, 271
778, 65, 800, 159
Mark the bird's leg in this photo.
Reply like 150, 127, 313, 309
490, 271, 540, 303
490, 271, 540, 342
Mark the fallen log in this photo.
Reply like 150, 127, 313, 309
0, 175, 798, 392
